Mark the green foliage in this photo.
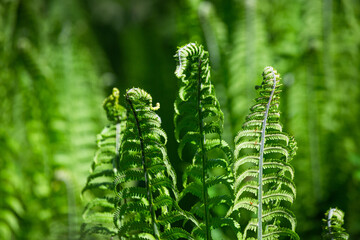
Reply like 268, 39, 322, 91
174, 43, 238, 239
81, 89, 126, 239
230, 67, 298, 239
103, 88, 126, 123
68, 42, 356, 240
0, 134, 24, 240
113, 88, 195, 239
322, 208, 349, 240
227, 0, 271, 134
2, 1, 360, 239
0, 0, 107, 239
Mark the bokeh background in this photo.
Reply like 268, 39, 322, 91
1, 0, 359, 239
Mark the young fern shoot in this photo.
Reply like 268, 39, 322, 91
174, 43, 238, 239
81, 88, 126, 239
114, 88, 196, 240
230, 67, 299, 239
322, 208, 349, 240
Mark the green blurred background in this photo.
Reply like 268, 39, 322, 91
1, 0, 359, 239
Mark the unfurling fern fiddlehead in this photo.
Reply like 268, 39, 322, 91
230, 67, 299, 239
322, 208, 349, 240
174, 43, 238, 239
114, 88, 196, 239
81, 88, 126, 238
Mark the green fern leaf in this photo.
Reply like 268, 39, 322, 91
161, 227, 194, 240
230, 66, 298, 239
0, 134, 24, 240
322, 208, 349, 240
114, 88, 194, 239
81, 88, 126, 239
174, 43, 238, 239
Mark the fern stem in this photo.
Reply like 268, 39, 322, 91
114, 123, 120, 173
125, 94, 160, 240
196, 57, 211, 240
327, 208, 335, 240
257, 67, 277, 239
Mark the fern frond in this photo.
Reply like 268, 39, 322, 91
174, 43, 237, 239
322, 208, 349, 240
231, 66, 298, 239
114, 88, 194, 239
0, 134, 24, 240
161, 227, 193, 240
81, 88, 126, 239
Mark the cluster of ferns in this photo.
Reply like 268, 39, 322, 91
80, 43, 349, 240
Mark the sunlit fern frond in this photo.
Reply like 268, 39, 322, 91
174, 43, 239, 239
322, 208, 349, 240
114, 88, 195, 240
230, 66, 299, 239
81, 88, 126, 239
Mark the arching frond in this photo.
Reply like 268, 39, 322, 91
174, 43, 238, 239
230, 66, 298, 239
114, 88, 195, 240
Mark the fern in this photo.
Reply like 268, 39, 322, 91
174, 43, 238, 239
322, 208, 349, 240
0, 133, 24, 240
81, 88, 126, 239
230, 66, 298, 239
114, 88, 195, 239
